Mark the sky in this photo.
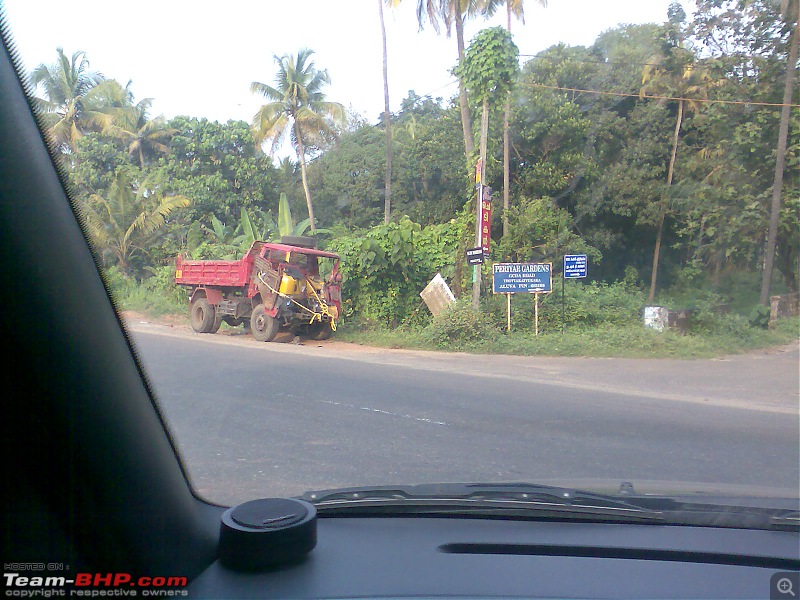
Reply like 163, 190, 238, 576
1, 0, 676, 126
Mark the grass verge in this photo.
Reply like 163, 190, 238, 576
107, 268, 799, 359
336, 317, 799, 359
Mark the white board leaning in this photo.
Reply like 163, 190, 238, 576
420, 273, 456, 317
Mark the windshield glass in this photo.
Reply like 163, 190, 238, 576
1, 0, 797, 511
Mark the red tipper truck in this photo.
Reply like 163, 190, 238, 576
175, 239, 342, 342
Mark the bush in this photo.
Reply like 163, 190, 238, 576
677, 293, 760, 343
421, 301, 499, 348
327, 215, 469, 327
102, 265, 186, 316
748, 304, 771, 329
487, 278, 646, 334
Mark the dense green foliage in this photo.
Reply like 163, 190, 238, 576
30, 0, 799, 352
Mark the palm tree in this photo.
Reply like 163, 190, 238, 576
30, 48, 109, 152
640, 3, 714, 301
379, 0, 399, 223
80, 169, 190, 273
251, 49, 345, 232
104, 96, 175, 167
760, 0, 799, 304
413, 0, 486, 162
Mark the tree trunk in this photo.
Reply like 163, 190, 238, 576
648, 99, 683, 302
759, 13, 799, 305
379, 0, 392, 224
472, 99, 489, 309
503, 96, 511, 237
713, 251, 722, 288
455, 10, 475, 164
503, 3, 512, 237
293, 121, 315, 233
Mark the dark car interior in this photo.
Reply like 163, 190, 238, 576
2, 19, 798, 600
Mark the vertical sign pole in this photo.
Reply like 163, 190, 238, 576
534, 293, 539, 337
561, 267, 566, 335
472, 161, 483, 309
507, 293, 511, 332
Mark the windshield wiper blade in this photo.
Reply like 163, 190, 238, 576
300, 483, 799, 530
299, 483, 666, 522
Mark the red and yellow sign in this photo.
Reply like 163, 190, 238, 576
480, 198, 491, 255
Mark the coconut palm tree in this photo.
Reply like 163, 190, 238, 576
104, 96, 175, 167
251, 49, 345, 232
30, 48, 110, 152
80, 169, 190, 273
379, 0, 400, 223
413, 0, 486, 162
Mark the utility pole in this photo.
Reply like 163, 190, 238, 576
472, 159, 484, 309
472, 105, 490, 309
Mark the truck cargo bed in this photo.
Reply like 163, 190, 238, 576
175, 243, 262, 287
175, 258, 249, 287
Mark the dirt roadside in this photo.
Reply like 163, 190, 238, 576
123, 311, 799, 415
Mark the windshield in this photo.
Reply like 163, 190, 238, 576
1, 0, 797, 515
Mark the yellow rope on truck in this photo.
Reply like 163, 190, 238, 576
305, 279, 337, 331
257, 272, 337, 331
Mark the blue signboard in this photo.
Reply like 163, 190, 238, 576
492, 263, 552, 293
563, 254, 588, 279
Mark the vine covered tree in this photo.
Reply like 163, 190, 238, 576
456, 26, 519, 307
414, 0, 488, 164
484, 0, 547, 236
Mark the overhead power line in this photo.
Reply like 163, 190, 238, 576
406, 78, 799, 110
524, 81, 800, 108
519, 53, 664, 68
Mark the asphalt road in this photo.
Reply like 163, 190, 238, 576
128, 325, 800, 506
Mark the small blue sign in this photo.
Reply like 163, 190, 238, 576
563, 254, 588, 279
493, 263, 552, 293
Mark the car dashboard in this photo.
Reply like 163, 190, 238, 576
190, 514, 799, 598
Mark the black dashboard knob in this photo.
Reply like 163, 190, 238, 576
218, 498, 317, 571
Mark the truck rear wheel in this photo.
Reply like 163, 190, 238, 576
190, 297, 217, 333
250, 304, 279, 342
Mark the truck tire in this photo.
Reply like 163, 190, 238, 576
250, 304, 279, 342
190, 297, 217, 333
308, 321, 333, 341
281, 235, 317, 249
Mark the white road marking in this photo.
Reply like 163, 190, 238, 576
320, 399, 447, 426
